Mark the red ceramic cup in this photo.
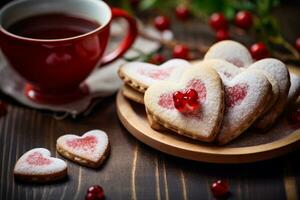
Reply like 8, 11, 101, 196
0, 0, 137, 104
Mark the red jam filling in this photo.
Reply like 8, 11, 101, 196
26, 152, 52, 166
139, 67, 174, 80
225, 83, 248, 108
66, 135, 97, 152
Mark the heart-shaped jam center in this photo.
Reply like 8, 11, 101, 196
225, 83, 248, 108
26, 152, 52, 166
66, 135, 97, 152
173, 89, 200, 113
139, 67, 174, 80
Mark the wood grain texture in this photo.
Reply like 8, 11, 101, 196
1, 96, 299, 200
1, 3, 300, 199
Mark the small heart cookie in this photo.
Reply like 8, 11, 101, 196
204, 40, 253, 67
118, 59, 190, 93
196, 60, 272, 144
14, 148, 67, 183
56, 130, 109, 168
287, 72, 300, 106
144, 65, 224, 142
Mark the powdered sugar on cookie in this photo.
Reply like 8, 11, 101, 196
14, 148, 67, 176
145, 65, 224, 141
119, 59, 190, 92
204, 40, 253, 67
57, 130, 109, 167
217, 70, 272, 144
194, 60, 272, 144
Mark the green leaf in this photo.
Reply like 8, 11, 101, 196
139, 0, 158, 10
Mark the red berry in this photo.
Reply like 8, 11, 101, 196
210, 180, 229, 198
173, 89, 200, 113
149, 54, 165, 65
172, 44, 189, 59
295, 37, 300, 52
0, 101, 7, 118
186, 89, 200, 109
215, 29, 230, 41
288, 109, 300, 124
86, 185, 104, 200
173, 91, 186, 112
175, 5, 189, 20
209, 13, 228, 31
235, 10, 253, 30
250, 42, 269, 60
186, 89, 198, 101
154, 16, 170, 31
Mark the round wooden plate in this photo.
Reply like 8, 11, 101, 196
116, 66, 300, 164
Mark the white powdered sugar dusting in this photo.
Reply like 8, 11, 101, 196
14, 148, 67, 175
145, 65, 223, 139
218, 70, 271, 140
57, 130, 109, 162
204, 40, 253, 67
249, 58, 290, 94
121, 59, 190, 87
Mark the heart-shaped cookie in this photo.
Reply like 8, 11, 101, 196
118, 59, 191, 93
56, 130, 109, 168
204, 41, 291, 129
196, 60, 272, 144
204, 40, 253, 67
14, 148, 67, 183
200, 59, 279, 115
144, 65, 224, 142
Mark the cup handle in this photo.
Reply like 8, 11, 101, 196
101, 8, 138, 66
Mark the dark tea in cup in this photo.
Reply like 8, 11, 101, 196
7, 13, 101, 39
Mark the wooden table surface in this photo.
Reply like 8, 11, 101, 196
1, 2, 300, 200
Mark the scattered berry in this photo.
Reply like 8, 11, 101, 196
149, 54, 165, 65
235, 10, 253, 30
295, 37, 300, 52
173, 89, 200, 113
0, 101, 7, 118
86, 185, 104, 200
210, 180, 229, 198
172, 44, 189, 60
154, 15, 170, 31
250, 42, 269, 60
175, 5, 189, 20
288, 109, 300, 124
209, 13, 228, 31
216, 29, 230, 41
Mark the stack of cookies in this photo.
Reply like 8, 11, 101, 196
118, 40, 300, 145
